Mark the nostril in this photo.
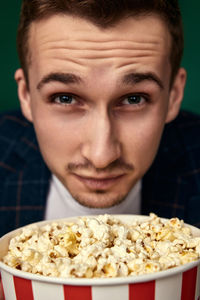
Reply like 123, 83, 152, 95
81, 139, 121, 169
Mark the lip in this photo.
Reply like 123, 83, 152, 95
72, 173, 125, 190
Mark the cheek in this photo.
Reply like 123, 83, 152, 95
32, 109, 82, 169
121, 110, 167, 172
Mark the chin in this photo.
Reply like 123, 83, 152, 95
72, 191, 127, 209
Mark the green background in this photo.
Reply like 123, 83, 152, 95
0, 2, 199, 114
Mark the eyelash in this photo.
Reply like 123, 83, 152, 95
48, 92, 151, 108
49, 93, 78, 105
118, 93, 150, 106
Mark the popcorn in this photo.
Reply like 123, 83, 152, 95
2, 214, 200, 278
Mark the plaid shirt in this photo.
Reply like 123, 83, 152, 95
0, 110, 200, 237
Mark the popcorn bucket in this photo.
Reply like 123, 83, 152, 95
0, 215, 200, 300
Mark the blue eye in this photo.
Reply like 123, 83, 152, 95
124, 95, 145, 105
53, 94, 76, 105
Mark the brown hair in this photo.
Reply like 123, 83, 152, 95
17, 0, 184, 86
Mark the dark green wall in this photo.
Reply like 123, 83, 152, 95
0, 2, 21, 112
180, 1, 200, 114
0, 2, 200, 114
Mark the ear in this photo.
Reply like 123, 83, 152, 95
165, 67, 187, 123
15, 68, 33, 122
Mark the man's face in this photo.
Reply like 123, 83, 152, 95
17, 14, 185, 208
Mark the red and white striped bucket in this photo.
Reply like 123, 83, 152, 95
0, 264, 200, 300
0, 216, 200, 300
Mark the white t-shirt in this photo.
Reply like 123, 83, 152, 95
45, 175, 142, 220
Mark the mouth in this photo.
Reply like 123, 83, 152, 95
72, 173, 125, 190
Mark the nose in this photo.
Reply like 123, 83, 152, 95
81, 110, 121, 169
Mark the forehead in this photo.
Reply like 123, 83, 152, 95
28, 14, 171, 80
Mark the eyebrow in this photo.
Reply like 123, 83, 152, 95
122, 72, 164, 90
37, 71, 164, 91
37, 72, 83, 90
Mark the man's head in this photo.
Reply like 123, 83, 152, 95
17, 0, 184, 86
15, 0, 186, 208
